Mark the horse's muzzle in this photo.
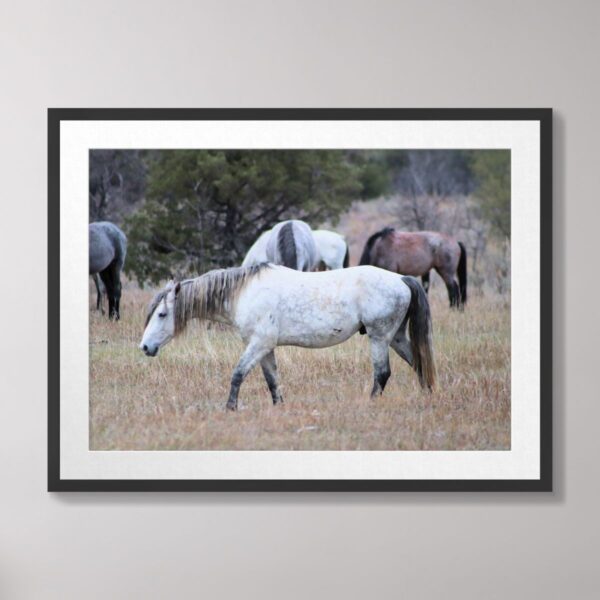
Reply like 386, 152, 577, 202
142, 344, 158, 357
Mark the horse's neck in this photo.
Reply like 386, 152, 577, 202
188, 300, 234, 326
203, 310, 233, 326
196, 289, 235, 326
177, 285, 232, 329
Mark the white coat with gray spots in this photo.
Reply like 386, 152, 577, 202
140, 265, 435, 410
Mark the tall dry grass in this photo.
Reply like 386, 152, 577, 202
89, 279, 510, 451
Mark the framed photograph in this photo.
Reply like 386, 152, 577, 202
48, 108, 552, 492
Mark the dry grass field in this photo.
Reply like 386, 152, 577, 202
89, 278, 510, 451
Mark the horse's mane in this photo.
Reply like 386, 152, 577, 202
146, 263, 270, 334
359, 227, 395, 265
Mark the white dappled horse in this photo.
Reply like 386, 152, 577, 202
243, 227, 349, 270
312, 230, 350, 269
140, 264, 435, 410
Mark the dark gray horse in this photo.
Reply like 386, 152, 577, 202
89, 222, 127, 320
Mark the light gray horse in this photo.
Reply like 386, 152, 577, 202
89, 221, 127, 320
242, 228, 350, 270
265, 220, 318, 271
140, 265, 436, 410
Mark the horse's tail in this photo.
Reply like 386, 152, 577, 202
457, 241, 467, 307
401, 276, 436, 390
343, 243, 350, 268
118, 229, 128, 270
359, 227, 394, 265
277, 222, 298, 269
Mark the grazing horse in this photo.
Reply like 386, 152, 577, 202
265, 220, 318, 271
89, 221, 127, 320
242, 227, 349, 270
312, 230, 350, 269
140, 264, 436, 410
241, 230, 270, 267
360, 228, 467, 308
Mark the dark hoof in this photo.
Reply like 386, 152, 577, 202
226, 402, 237, 411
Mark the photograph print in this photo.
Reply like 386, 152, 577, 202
49, 109, 551, 490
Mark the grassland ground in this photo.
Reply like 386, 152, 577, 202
89, 277, 510, 451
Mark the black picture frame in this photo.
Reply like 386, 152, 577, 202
48, 108, 552, 492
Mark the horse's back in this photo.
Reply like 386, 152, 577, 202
242, 265, 407, 311
371, 231, 430, 275
266, 219, 318, 271
242, 230, 270, 267
368, 229, 457, 275
89, 221, 127, 273
236, 265, 410, 347
312, 230, 347, 269
416, 231, 461, 271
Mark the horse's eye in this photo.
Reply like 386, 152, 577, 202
158, 312, 167, 318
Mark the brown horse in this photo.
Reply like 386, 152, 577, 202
359, 227, 467, 308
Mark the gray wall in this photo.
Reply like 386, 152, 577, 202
0, 1, 596, 598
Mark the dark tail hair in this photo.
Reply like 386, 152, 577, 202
278, 222, 297, 269
401, 276, 436, 390
457, 242, 467, 307
359, 227, 394, 265
343, 243, 350, 268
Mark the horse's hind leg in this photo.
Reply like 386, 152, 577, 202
99, 268, 115, 320
113, 266, 122, 320
100, 262, 122, 320
261, 350, 283, 405
390, 318, 413, 367
421, 271, 430, 294
226, 340, 273, 411
368, 337, 391, 397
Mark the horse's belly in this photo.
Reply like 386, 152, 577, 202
89, 250, 114, 274
277, 313, 359, 348
278, 325, 358, 348
396, 255, 431, 275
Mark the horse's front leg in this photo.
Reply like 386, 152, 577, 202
93, 274, 105, 314
421, 271, 430, 294
226, 341, 273, 411
261, 350, 283, 405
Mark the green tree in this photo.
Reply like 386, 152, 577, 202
124, 150, 362, 285
470, 150, 511, 238
346, 150, 398, 199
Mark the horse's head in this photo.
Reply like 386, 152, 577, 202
139, 280, 180, 357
